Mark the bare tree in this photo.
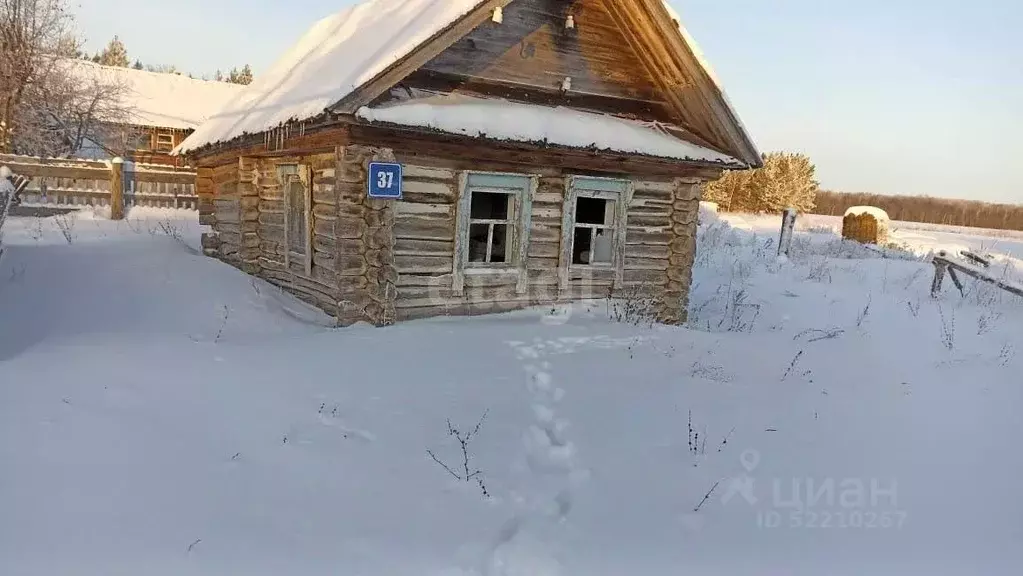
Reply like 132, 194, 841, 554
1, 0, 130, 157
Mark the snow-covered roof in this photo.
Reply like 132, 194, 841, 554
659, 2, 761, 163
68, 60, 246, 131
845, 206, 891, 221
177, 0, 756, 160
356, 96, 743, 165
178, 0, 486, 153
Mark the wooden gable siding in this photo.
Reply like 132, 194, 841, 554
391, 0, 675, 123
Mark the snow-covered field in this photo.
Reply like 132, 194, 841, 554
1, 208, 1021, 576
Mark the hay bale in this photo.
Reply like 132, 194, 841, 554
842, 206, 890, 245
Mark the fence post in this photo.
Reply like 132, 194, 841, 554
778, 207, 797, 257
110, 157, 124, 220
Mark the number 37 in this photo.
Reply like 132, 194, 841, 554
377, 171, 395, 189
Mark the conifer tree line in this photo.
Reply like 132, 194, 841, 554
704, 153, 1023, 232
80, 35, 254, 85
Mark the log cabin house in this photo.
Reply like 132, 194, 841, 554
72, 60, 244, 165
176, 0, 760, 326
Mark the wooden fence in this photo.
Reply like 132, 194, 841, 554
0, 154, 198, 211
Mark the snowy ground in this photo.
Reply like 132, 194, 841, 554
1, 207, 1021, 576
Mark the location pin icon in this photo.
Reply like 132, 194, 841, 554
740, 449, 760, 473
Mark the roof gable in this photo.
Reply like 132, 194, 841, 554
179, 0, 497, 153
410, 0, 670, 109
178, 0, 758, 166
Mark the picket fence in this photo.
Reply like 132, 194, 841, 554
0, 154, 198, 210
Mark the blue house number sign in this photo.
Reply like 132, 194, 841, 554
368, 162, 402, 199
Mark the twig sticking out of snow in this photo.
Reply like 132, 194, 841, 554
718, 427, 736, 453
426, 410, 490, 498
793, 328, 845, 343
938, 305, 956, 352
186, 538, 202, 553
693, 480, 722, 512
856, 295, 872, 328
214, 306, 230, 343
781, 350, 804, 381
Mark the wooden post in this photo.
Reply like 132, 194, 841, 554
778, 207, 797, 256
110, 157, 124, 220
931, 258, 947, 297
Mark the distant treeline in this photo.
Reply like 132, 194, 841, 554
814, 191, 1023, 232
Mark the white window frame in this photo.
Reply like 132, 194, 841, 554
559, 175, 632, 290
278, 163, 312, 275
453, 171, 536, 296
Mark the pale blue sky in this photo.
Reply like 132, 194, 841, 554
77, 0, 1022, 202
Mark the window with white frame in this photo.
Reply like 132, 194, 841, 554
453, 172, 535, 295
561, 176, 630, 281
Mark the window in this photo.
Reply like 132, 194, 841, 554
453, 172, 536, 295
560, 176, 631, 287
154, 130, 175, 153
279, 164, 311, 273
572, 196, 615, 265
468, 191, 512, 264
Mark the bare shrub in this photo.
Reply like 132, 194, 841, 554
938, 305, 956, 352
426, 411, 490, 498
999, 343, 1014, 367
606, 284, 657, 327
28, 217, 44, 241
906, 299, 921, 318
806, 257, 833, 283
54, 213, 74, 243
976, 311, 1002, 336
124, 217, 144, 234
717, 286, 760, 333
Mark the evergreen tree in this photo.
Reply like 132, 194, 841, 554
703, 152, 819, 214
98, 35, 129, 67
236, 64, 253, 85
132, 59, 143, 70
226, 65, 253, 85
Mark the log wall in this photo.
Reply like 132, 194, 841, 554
382, 151, 695, 322
200, 142, 705, 326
